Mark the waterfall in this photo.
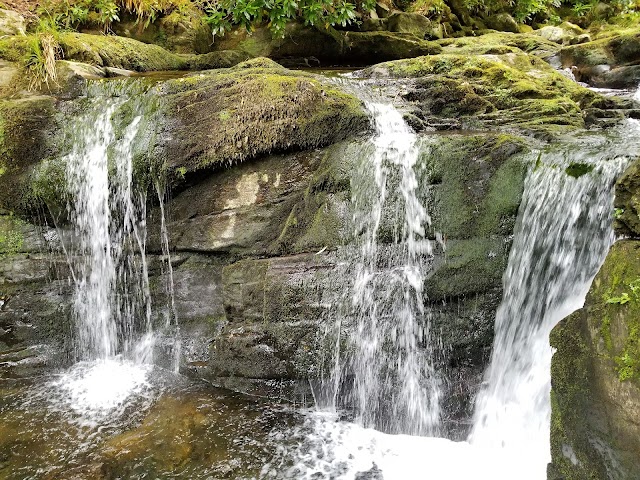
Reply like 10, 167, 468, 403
469, 125, 640, 464
322, 94, 441, 436
53, 82, 179, 416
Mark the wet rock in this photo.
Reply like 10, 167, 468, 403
614, 158, 640, 238
0, 95, 59, 214
549, 240, 640, 479
484, 13, 519, 34
359, 51, 598, 137
561, 28, 640, 88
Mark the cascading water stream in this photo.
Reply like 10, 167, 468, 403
470, 120, 640, 470
346, 100, 441, 436
266, 90, 640, 477
52, 83, 180, 418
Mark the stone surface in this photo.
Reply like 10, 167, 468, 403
614, 158, 640, 238
549, 240, 640, 480
561, 28, 640, 88
0, 9, 25, 36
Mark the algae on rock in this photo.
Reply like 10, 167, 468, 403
549, 240, 640, 480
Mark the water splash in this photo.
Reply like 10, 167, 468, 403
55, 82, 179, 419
469, 121, 640, 470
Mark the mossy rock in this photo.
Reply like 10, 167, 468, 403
438, 32, 561, 61
415, 133, 528, 239
57, 33, 188, 71
549, 240, 640, 479
157, 58, 369, 173
560, 28, 640, 87
614, 158, 640, 237
361, 51, 599, 136
0, 96, 58, 214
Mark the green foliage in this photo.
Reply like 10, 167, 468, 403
22, 21, 63, 90
461, 0, 637, 23
202, 0, 376, 38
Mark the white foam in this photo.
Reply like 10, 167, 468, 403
48, 359, 152, 422
634, 83, 640, 102
264, 412, 544, 479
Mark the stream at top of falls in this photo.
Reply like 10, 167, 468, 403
2, 79, 640, 479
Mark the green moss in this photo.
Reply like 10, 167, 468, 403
421, 133, 527, 239
0, 96, 57, 214
161, 58, 368, 173
566, 162, 595, 178
363, 51, 594, 136
0, 216, 24, 255
57, 32, 188, 71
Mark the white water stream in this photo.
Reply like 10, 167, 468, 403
271, 97, 640, 478
346, 102, 441, 435
54, 89, 178, 419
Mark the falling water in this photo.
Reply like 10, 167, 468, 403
470, 122, 640, 469
54, 83, 179, 416
64, 95, 152, 362
322, 95, 441, 436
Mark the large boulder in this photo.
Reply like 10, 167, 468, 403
549, 240, 640, 479
156, 58, 369, 175
561, 28, 640, 87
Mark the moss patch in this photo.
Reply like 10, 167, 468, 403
362, 51, 598, 136
565, 162, 595, 178
0, 96, 57, 214
157, 58, 369, 174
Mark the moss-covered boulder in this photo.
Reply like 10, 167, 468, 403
614, 158, 640, 238
0, 33, 189, 72
561, 28, 640, 87
360, 51, 601, 137
58, 33, 188, 71
438, 31, 561, 62
156, 58, 369, 174
0, 96, 58, 214
549, 240, 640, 480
